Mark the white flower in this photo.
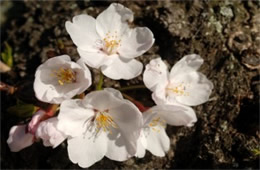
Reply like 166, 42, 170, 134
143, 54, 214, 106
136, 104, 197, 158
36, 117, 67, 148
7, 110, 46, 152
57, 88, 143, 168
34, 55, 92, 104
66, 3, 154, 80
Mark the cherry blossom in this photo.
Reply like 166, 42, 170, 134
34, 55, 91, 104
143, 55, 214, 106
66, 3, 154, 80
136, 104, 197, 158
57, 88, 143, 168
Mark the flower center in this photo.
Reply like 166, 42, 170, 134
52, 67, 76, 85
149, 117, 166, 132
102, 31, 121, 55
94, 109, 118, 134
166, 82, 189, 96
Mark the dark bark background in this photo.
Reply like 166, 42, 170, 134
1, 0, 259, 169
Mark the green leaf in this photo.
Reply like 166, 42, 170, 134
1, 42, 13, 67
7, 103, 38, 118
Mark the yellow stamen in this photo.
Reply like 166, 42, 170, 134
166, 83, 190, 96
103, 31, 121, 55
95, 110, 118, 134
52, 67, 76, 85
149, 117, 166, 132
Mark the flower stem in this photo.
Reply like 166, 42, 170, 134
96, 71, 104, 90
77, 92, 85, 99
46, 104, 59, 117
122, 93, 135, 101
39, 104, 59, 122
118, 85, 146, 91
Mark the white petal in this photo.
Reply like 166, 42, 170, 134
48, 55, 71, 62
108, 98, 143, 156
147, 104, 197, 127
171, 72, 213, 106
83, 90, 123, 111
105, 128, 131, 161
67, 132, 107, 168
145, 125, 170, 157
135, 130, 147, 158
36, 117, 66, 148
104, 88, 124, 99
143, 58, 169, 91
34, 75, 57, 103
101, 57, 143, 80
65, 14, 99, 49
170, 54, 203, 79
118, 27, 154, 59
75, 58, 92, 94
7, 125, 34, 152
57, 99, 94, 137
77, 48, 113, 69
150, 82, 169, 105
76, 58, 88, 69
42, 139, 52, 147
96, 3, 133, 38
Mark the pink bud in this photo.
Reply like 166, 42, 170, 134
36, 117, 66, 148
7, 125, 34, 152
27, 110, 46, 135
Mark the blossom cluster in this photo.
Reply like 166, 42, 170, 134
7, 3, 213, 168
